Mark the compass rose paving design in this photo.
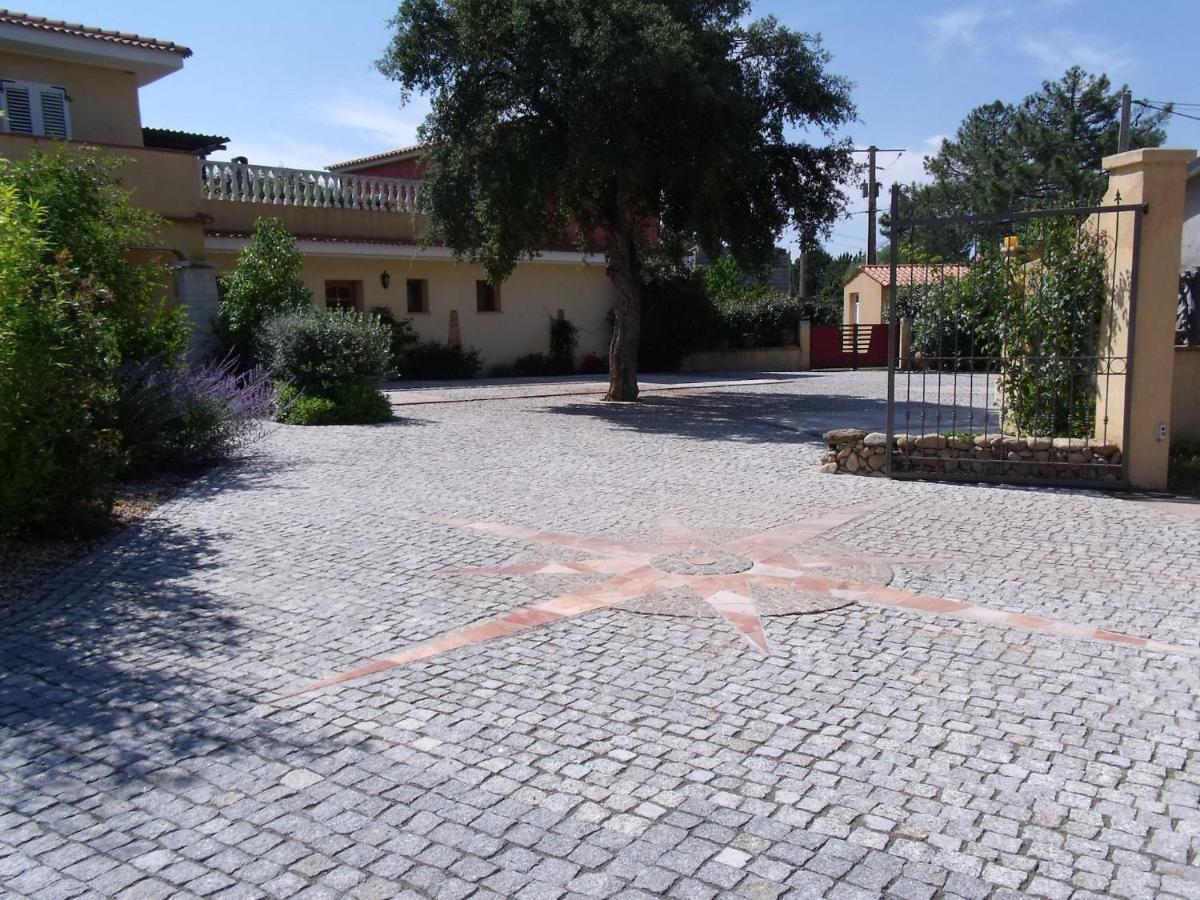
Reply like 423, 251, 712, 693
282, 506, 1196, 698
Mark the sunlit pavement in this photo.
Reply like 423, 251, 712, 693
3, 372, 1198, 899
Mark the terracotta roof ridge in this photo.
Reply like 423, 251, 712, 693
0, 8, 192, 56
327, 143, 429, 172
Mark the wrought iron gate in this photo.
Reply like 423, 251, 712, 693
883, 191, 1143, 487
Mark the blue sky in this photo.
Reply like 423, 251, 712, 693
20, 0, 1200, 255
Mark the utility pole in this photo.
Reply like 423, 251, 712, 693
1118, 90, 1132, 153
851, 146, 902, 264
866, 145, 879, 264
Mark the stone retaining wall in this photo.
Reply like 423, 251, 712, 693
820, 428, 1123, 482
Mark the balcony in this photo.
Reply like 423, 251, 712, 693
198, 159, 427, 243
200, 160, 421, 213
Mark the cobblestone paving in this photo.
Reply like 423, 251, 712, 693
2, 373, 1199, 899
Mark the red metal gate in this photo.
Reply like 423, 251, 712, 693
811, 324, 889, 369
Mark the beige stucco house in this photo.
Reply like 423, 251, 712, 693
0, 10, 615, 367
842, 263, 970, 325
1183, 158, 1200, 270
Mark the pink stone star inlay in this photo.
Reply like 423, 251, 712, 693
280, 508, 1196, 699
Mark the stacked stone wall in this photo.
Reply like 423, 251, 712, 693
820, 428, 1123, 482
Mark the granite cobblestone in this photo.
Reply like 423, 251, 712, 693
2, 373, 1199, 898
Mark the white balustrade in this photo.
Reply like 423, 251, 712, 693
199, 160, 422, 213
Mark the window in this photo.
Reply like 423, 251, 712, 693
476, 280, 500, 313
406, 279, 429, 313
0, 80, 70, 138
851, 292, 861, 324
324, 280, 362, 311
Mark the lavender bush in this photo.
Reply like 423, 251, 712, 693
117, 354, 277, 472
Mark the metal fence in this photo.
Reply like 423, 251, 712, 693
884, 191, 1143, 487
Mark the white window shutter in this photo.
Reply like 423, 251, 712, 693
38, 86, 70, 138
2, 82, 34, 134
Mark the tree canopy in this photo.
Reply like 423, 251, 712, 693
378, 0, 856, 399
887, 67, 1169, 258
218, 217, 312, 367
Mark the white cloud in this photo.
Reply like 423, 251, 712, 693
881, 136, 946, 190
924, 7, 987, 56
1019, 30, 1132, 77
313, 93, 430, 151
209, 92, 431, 171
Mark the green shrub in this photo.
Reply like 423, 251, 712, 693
1, 148, 192, 536
261, 307, 391, 395
909, 263, 1003, 364
1170, 444, 1200, 497
218, 218, 312, 366
513, 352, 552, 376
5, 148, 188, 363
549, 317, 578, 374
713, 291, 800, 345
371, 306, 419, 377
402, 341, 482, 380
909, 217, 1107, 436
998, 219, 1108, 436
638, 272, 717, 371
276, 380, 392, 425
702, 256, 802, 346
0, 182, 122, 535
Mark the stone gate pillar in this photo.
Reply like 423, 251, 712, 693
173, 260, 221, 360
1097, 148, 1196, 490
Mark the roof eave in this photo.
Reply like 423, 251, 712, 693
0, 21, 188, 86
327, 145, 426, 173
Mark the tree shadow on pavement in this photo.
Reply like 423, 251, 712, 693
542, 390, 889, 444
0, 456, 344, 812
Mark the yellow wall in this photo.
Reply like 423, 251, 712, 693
1173, 348, 1200, 444
0, 134, 202, 220
842, 272, 885, 325
1096, 149, 1195, 489
680, 344, 809, 373
0, 50, 143, 146
209, 251, 615, 368
200, 198, 424, 244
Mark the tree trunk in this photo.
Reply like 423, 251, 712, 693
605, 224, 642, 401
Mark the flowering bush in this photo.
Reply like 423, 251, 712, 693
117, 355, 277, 472
577, 351, 607, 374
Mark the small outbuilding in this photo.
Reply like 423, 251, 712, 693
842, 263, 969, 325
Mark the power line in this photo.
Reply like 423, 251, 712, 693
1135, 100, 1200, 124
1140, 99, 1200, 108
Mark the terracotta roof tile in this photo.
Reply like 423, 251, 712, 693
851, 263, 970, 287
327, 143, 427, 172
0, 9, 191, 57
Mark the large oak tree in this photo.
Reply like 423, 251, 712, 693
378, 0, 855, 399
